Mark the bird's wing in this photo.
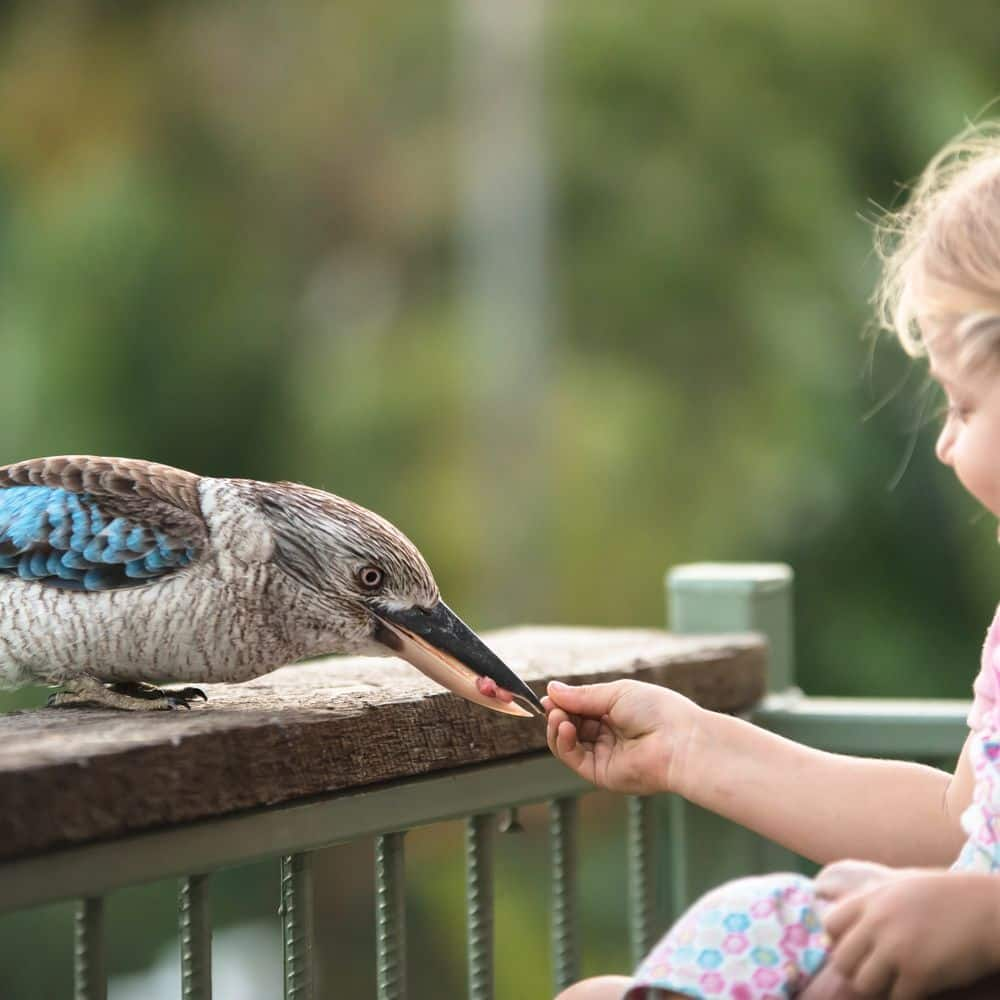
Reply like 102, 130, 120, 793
0, 456, 208, 592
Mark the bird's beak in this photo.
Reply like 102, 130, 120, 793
372, 601, 543, 718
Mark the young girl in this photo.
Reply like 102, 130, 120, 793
544, 123, 1000, 1000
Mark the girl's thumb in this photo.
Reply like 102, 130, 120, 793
547, 680, 622, 713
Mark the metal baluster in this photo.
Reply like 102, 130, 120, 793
180, 874, 212, 1000
74, 897, 106, 1000
376, 832, 407, 1000
550, 797, 579, 993
466, 814, 495, 1000
627, 796, 656, 967
281, 853, 315, 1000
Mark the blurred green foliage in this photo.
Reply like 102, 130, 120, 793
2, 1, 1000, 997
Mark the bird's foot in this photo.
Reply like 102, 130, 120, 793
108, 681, 207, 709
47, 676, 208, 711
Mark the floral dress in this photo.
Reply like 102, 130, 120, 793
626, 606, 1000, 1000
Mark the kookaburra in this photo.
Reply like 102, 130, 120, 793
0, 455, 542, 717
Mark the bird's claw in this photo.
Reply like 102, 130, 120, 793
164, 687, 207, 710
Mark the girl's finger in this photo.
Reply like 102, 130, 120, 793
888, 973, 922, 1000
853, 948, 893, 998
828, 923, 875, 982
816, 861, 892, 902
546, 708, 569, 755
797, 965, 866, 1000
555, 719, 588, 774
822, 893, 864, 940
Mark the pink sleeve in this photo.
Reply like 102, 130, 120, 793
968, 604, 1000, 730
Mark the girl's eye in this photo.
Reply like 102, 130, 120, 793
937, 389, 971, 423
358, 566, 384, 590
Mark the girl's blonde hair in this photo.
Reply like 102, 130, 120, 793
876, 121, 1000, 368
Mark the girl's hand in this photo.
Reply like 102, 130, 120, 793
542, 679, 700, 796
823, 871, 1000, 1000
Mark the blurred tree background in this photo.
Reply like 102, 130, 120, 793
1, 1, 999, 997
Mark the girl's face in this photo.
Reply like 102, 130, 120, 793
928, 333, 1000, 517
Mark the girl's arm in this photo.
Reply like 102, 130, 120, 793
676, 711, 974, 866
545, 679, 973, 865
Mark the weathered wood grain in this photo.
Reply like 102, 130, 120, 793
0, 627, 765, 861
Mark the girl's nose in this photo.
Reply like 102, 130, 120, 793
936, 421, 955, 465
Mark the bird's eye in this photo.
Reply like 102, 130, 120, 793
358, 566, 384, 590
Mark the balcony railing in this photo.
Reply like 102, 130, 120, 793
0, 610, 766, 999
0, 563, 971, 999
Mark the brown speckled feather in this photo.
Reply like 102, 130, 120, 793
0, 455, 203, 514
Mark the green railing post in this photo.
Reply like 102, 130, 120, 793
668, 562, 795, 693
663, 563, 798, 919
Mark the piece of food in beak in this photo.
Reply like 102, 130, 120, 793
373, 601, 543, 718
475, 676, 514, 703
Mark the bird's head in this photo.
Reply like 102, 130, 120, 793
257, 484, 543, 718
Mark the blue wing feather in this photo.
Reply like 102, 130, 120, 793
0, 486, 198, 592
